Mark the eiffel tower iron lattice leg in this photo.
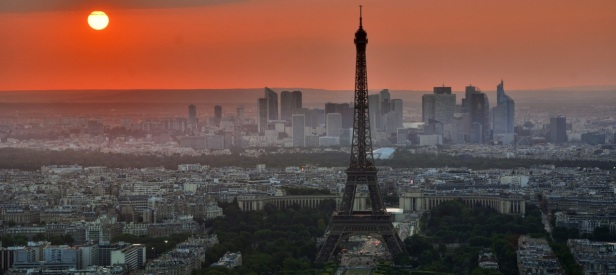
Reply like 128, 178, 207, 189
315, 170, 405, 262
315, 217, 405, 263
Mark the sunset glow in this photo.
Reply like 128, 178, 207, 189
1, 0, 615, 91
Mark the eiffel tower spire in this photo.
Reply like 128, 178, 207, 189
349, 4, 374, 171
315, 6, 406, 263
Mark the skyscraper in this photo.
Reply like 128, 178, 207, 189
280, 90, 302, 123
549, 116, 567, 144
294, 108, 324, 129
236, 106, 244, 123
264, 87, 278, 121
464, 85, 490, 143
257, 98, 268, 133
492, 80, 515, 135
422, 86, 456, 124
368, 94, 381, 132
325, 102, 353, 128
391, 99, 403, 127
188, 104, 197, 129
380, 89, 391, 116
214, 105, 222, 119
292, 114, 305, 147
326, 113, 342, 137
214, 105, 222, 127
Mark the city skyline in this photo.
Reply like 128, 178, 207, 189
1, 0, 615, 91
0, 3, 615, 272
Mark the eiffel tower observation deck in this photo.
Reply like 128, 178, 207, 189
315, 6, 406, 263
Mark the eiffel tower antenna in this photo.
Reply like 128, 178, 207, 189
315, 6, 406, 263
359, 5, 363, 27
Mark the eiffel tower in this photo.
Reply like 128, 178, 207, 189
315, 6, 406, 263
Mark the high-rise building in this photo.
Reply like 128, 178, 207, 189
292, 114, 305, 147
236, 106, 244, 123
434, 86, 451, 95
294, 108, 324, 129
581, 132, 605, 145
391, 98, 403, 130
188, 104, 197, 128
470, 121, 484, 144
549, 116, 567, 143
384, 111, 399, 135
380, 89, 391, 115
325, 103, 353, 128
257, 98, 268, 133
422, 94, 435, 122
464, 85, 490, 143
368, 94, 381, 132
422, 86, 456, 124
265, 87, 278, 121
280, 90, 302, 123
492, 80, 515, 134
214, 105, 222, 127
214, 105, 222, 120
326, 113, 342, 137
461, 85, 476, 113
339, 128, 353, 147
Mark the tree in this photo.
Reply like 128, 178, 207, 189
551, 226, 570, 242
404, 235, 432, 258
591, 226, 614, 242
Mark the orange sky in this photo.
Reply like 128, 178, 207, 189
1, 0, 615, 91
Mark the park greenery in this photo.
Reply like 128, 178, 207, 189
194, 199, 337, 274
406, 200, 587, 275
397, 200, 546, 274
1, 147, 614, 171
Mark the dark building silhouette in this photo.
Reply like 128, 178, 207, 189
188, 104, 197, 129
214, 105, 222, 127
434, 86, 452, 94
380, 89, 391, 116
581, 132, 606, 145
422, 85, 456, 124
295, 108, 324, 128
292, 114, 305, 147
214, 105, 222, 119
326, 112, 342, 137
325, 102, 353, 128
316, 7, 405, 262
368, 94, 381, 132
463, 85, 490, 143
280, 90, 302, 123
492, 80, 515, 134
264, 87, 278, 121
549, 116, 567, 143
386, 98, 403, 135
257, 98, 268, 133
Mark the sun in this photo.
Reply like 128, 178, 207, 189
88, 11, 109, 30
